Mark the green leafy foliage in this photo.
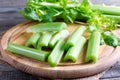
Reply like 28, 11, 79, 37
20, 0, 81, 23
87, 9, 117, 32
20, 0, 92, 23
102, 31, 118, 47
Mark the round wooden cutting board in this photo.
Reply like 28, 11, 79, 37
0, 21, 120, 79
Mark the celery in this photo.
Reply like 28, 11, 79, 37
104, 14, 120, 23
7, 43, 49, 61
49, 30, 69, 48
102, 31, 118, 47
48, 38, 65, 67
64, 36, 86, 62
91, 4, 120, 16
85, 30, 101, 62
37, 32, 52, 49
25, 32, 40, 48
21, 0, 120, 24
27, 22, 68, 32
64, 26, 86, 50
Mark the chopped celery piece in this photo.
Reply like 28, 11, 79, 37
25, 32, 40, 48
85, 30, 101, 62
27, 22, 68, 32
65, 26, 86, 50
64, 36, 86, 62
37, 32, 52, 49
49, 30, 69, 48
48, 38, 65, 67
7, 43, 49, 61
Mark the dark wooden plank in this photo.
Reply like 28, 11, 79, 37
0, 19, 27, 32
0, 0, 27, 8
0, 8, 22, 19
0, 70, 39, 80
101, 77, 120, 80
100, 61, 120, 79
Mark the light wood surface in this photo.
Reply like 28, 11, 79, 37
0, 21, 120, 78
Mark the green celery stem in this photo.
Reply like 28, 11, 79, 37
37, 32, 52, 49
27, 22, 68, 32
7, 43, 50, 61
48, 38, 65, 67
49, 30, 69, 48
65, 26, 86, 50
90, 4, 120, 16
85, 30, 101, 62
64, 36, 86, 62
25, 32, 40, 48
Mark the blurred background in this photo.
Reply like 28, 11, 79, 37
1, 0, 120, 7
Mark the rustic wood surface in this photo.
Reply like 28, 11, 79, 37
0, 0, 120, 80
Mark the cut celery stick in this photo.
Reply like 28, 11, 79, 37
64, 36, 87, 62
7, 43, 49, 61
25, 32, 40, 48
37, 32, 52, 49
48, 38, 65, 67
64, 36, 86, 62
65, 26, 86, 50
27, 22, 68, 32
85, 30, 101, 62
49, 30, 69, 48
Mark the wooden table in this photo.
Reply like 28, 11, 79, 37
0, 0, 120, 80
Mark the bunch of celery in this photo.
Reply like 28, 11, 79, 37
20, 0, 120, 23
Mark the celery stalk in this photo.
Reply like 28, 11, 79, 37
48, 38, 65, 67
25, 32, 40, 48
85, 30, 101, 62
64, 36, 86, 62
49, 30, 69, 48
65, 26, 86, 50
27, 22, 68, 32
37, 32, 52, 49
91, 4, 120, 16
7, 43, 49, 61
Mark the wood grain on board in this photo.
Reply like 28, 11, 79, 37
0, 22, 120, 79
